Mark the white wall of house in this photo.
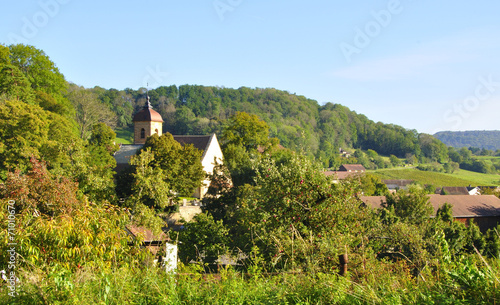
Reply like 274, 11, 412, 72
198, 134, 224, 198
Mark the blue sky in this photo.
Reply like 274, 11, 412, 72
1, 0, 499, 134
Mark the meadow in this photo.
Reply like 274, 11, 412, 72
372, 167, 500, 187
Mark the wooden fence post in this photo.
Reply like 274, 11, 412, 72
339, 253, 348, 276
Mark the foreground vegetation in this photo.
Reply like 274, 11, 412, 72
2, 257, 499, 304
1, 43, 500, 304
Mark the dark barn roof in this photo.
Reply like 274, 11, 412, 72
173, 135, 212, 152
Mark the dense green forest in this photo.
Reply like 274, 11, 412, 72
435, 130, 500, 150
91, 83, 500, 174
1, 44, 500, 304
91, 84, 450, 167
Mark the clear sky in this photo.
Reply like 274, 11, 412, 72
1, 0, 499, 134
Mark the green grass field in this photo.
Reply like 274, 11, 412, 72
115, 127, 133, 144
371, 167, 500, 187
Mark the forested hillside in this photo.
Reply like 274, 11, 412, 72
92, 85, 448, 167
434, 130, 500, 150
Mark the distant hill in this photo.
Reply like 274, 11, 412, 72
434, 130, 500, 150
92, 85, 451, 165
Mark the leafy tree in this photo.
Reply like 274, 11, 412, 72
366, 149, 378, 160
419, 134, 449, 162
484, 225, 500, 258
67, 85, 117, 139
443, 161, 459, 174
178, 213, 230, 264
389, 155, 401, 167
464, 220, 486, 254
220, 154, 376, 271
0, 100, 52, 176
128, 148, 171, 210
221, 111, 277, 152
459, 147, 473, 161
89, 122, 120, 154
359, 173, 389, 196
0, 44, 9, 64
0, 157, 140, 270
8, 44, 73, 117
0, 64, 35, 103
8, 44, 66, 98
75, 123, 120, 202
142, 133, 205, 196
436, 202, 453, 222
382, 187, 434, 225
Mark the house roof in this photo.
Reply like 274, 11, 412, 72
360, 194, 500, 218
125, 225, 169, 255
126, 225, 169, 242
114, 134, 219, 168
324, 171, 361, 180
339, 164, 366, 172
440, 187, 469, 195
173, 134, 212, 152
427, 195, 500, 217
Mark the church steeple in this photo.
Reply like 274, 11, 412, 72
132, 88, 163, 144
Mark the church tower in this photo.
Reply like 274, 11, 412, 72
132, 92, 163, 144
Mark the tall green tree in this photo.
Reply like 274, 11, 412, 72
142, 133, 205, 196
217, 154, 376, 271
8, 44, 73, 117
67, 85, 117, 139
382, 187, 434, 225
8, 44, 66, 98
0, 64, 35, 103
221, 111, 276, 152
